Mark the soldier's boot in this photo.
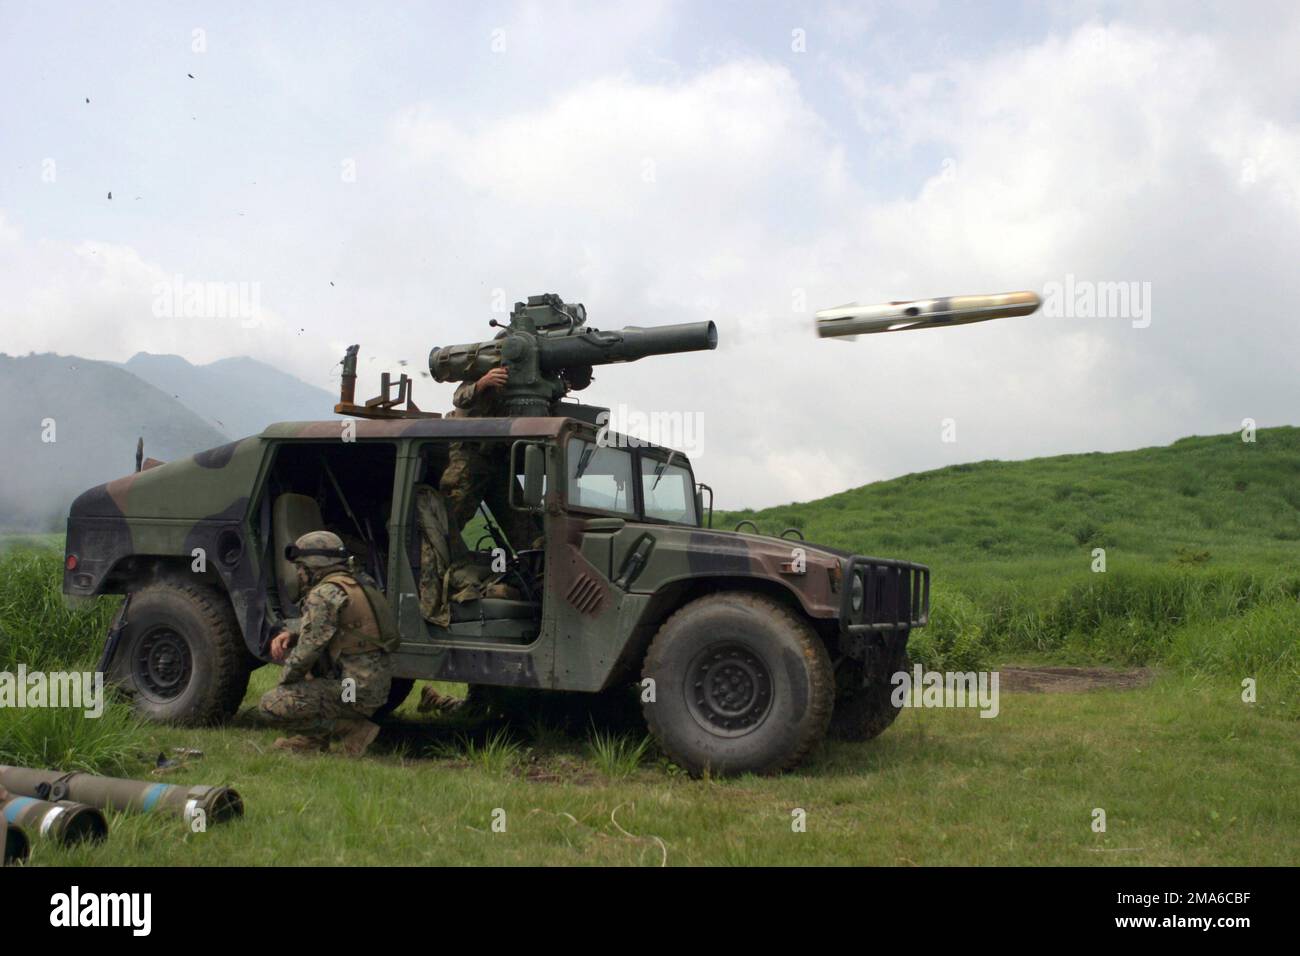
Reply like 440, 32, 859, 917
335, 718, 381, 757
273, 734, 330, 753
418, 685, 466, 714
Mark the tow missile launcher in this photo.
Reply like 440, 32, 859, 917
429, 293, 718, 417
815, 290, 1041, 340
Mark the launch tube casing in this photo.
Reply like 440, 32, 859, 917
535, 321, 719, 370
0, 766, 243, 826
2, 814, 30, 864
1, 793, 107, 846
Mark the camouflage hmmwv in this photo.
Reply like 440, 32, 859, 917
59, 293, 946, 777
815, 290, 1041, 339
0, 792, 108, 845
0, 766, 243, 826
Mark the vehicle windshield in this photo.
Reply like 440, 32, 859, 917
566, 438, 635, 515
565, 437, 698, 525
641, 453, 698, 525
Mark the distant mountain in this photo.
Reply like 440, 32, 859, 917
121, 352, 337, 440
0, 353, 230, 530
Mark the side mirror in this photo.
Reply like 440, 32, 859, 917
523, 444, 545, 509
696, 482, 714, 528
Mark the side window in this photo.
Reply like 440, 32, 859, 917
566, 438, 635, 515
640, 456, 697, 524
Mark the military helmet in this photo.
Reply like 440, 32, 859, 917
285, 530, 350, 570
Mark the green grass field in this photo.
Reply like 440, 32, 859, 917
2, 427, 1297, 866
13, 669, 1296, 867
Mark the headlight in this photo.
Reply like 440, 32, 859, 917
850, 572, 864, 613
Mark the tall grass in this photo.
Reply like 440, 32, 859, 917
0, 544, 142, 773
429, 727, 523, 773
0, 699, 143, 775
586, 724, 652, 778
0, 549, 120, 671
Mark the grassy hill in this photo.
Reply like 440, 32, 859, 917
721, 427, 1300, 584
722, 427, 1300, 693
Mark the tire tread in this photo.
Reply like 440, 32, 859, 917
642, 591, 833, 775
127, 579, 249, 725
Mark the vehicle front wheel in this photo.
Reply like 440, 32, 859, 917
641, 592, 833, 777
828, 631, 908, 741
114, 581, 249, 725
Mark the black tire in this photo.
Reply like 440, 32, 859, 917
828, 631, 908, 741
641, 592, 833, 777
116, 580, 249, 725
372, 677, 415, 720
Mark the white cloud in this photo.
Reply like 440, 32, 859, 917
377, 21, 1299, 506
5, 12, 1299, 510
0, 214, 329, 376
394, 60, 848, 218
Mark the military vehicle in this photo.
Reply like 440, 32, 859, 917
62, 294, 930, 776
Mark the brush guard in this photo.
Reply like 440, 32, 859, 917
840, 556, 930, 634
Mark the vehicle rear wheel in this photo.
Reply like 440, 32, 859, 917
829, 632, 908, 741
115, 580, 249, 725
641, 592, 833, 777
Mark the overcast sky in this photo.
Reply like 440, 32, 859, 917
2, 1, 1297, 508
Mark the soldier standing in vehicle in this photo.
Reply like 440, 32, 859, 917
440, 366, 539, 545
259, 531, 399, 756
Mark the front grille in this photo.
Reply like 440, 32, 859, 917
840, 556, 930, 633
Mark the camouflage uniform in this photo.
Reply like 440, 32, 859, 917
413, 483, 455, 626
414, 483, 522, 628
440, 379, 542, 548
259, 533, 394, 751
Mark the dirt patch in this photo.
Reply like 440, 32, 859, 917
520, 754, 603, 786
998, 666, 1154, 693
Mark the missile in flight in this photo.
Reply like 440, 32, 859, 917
815, 291, 1041, 340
